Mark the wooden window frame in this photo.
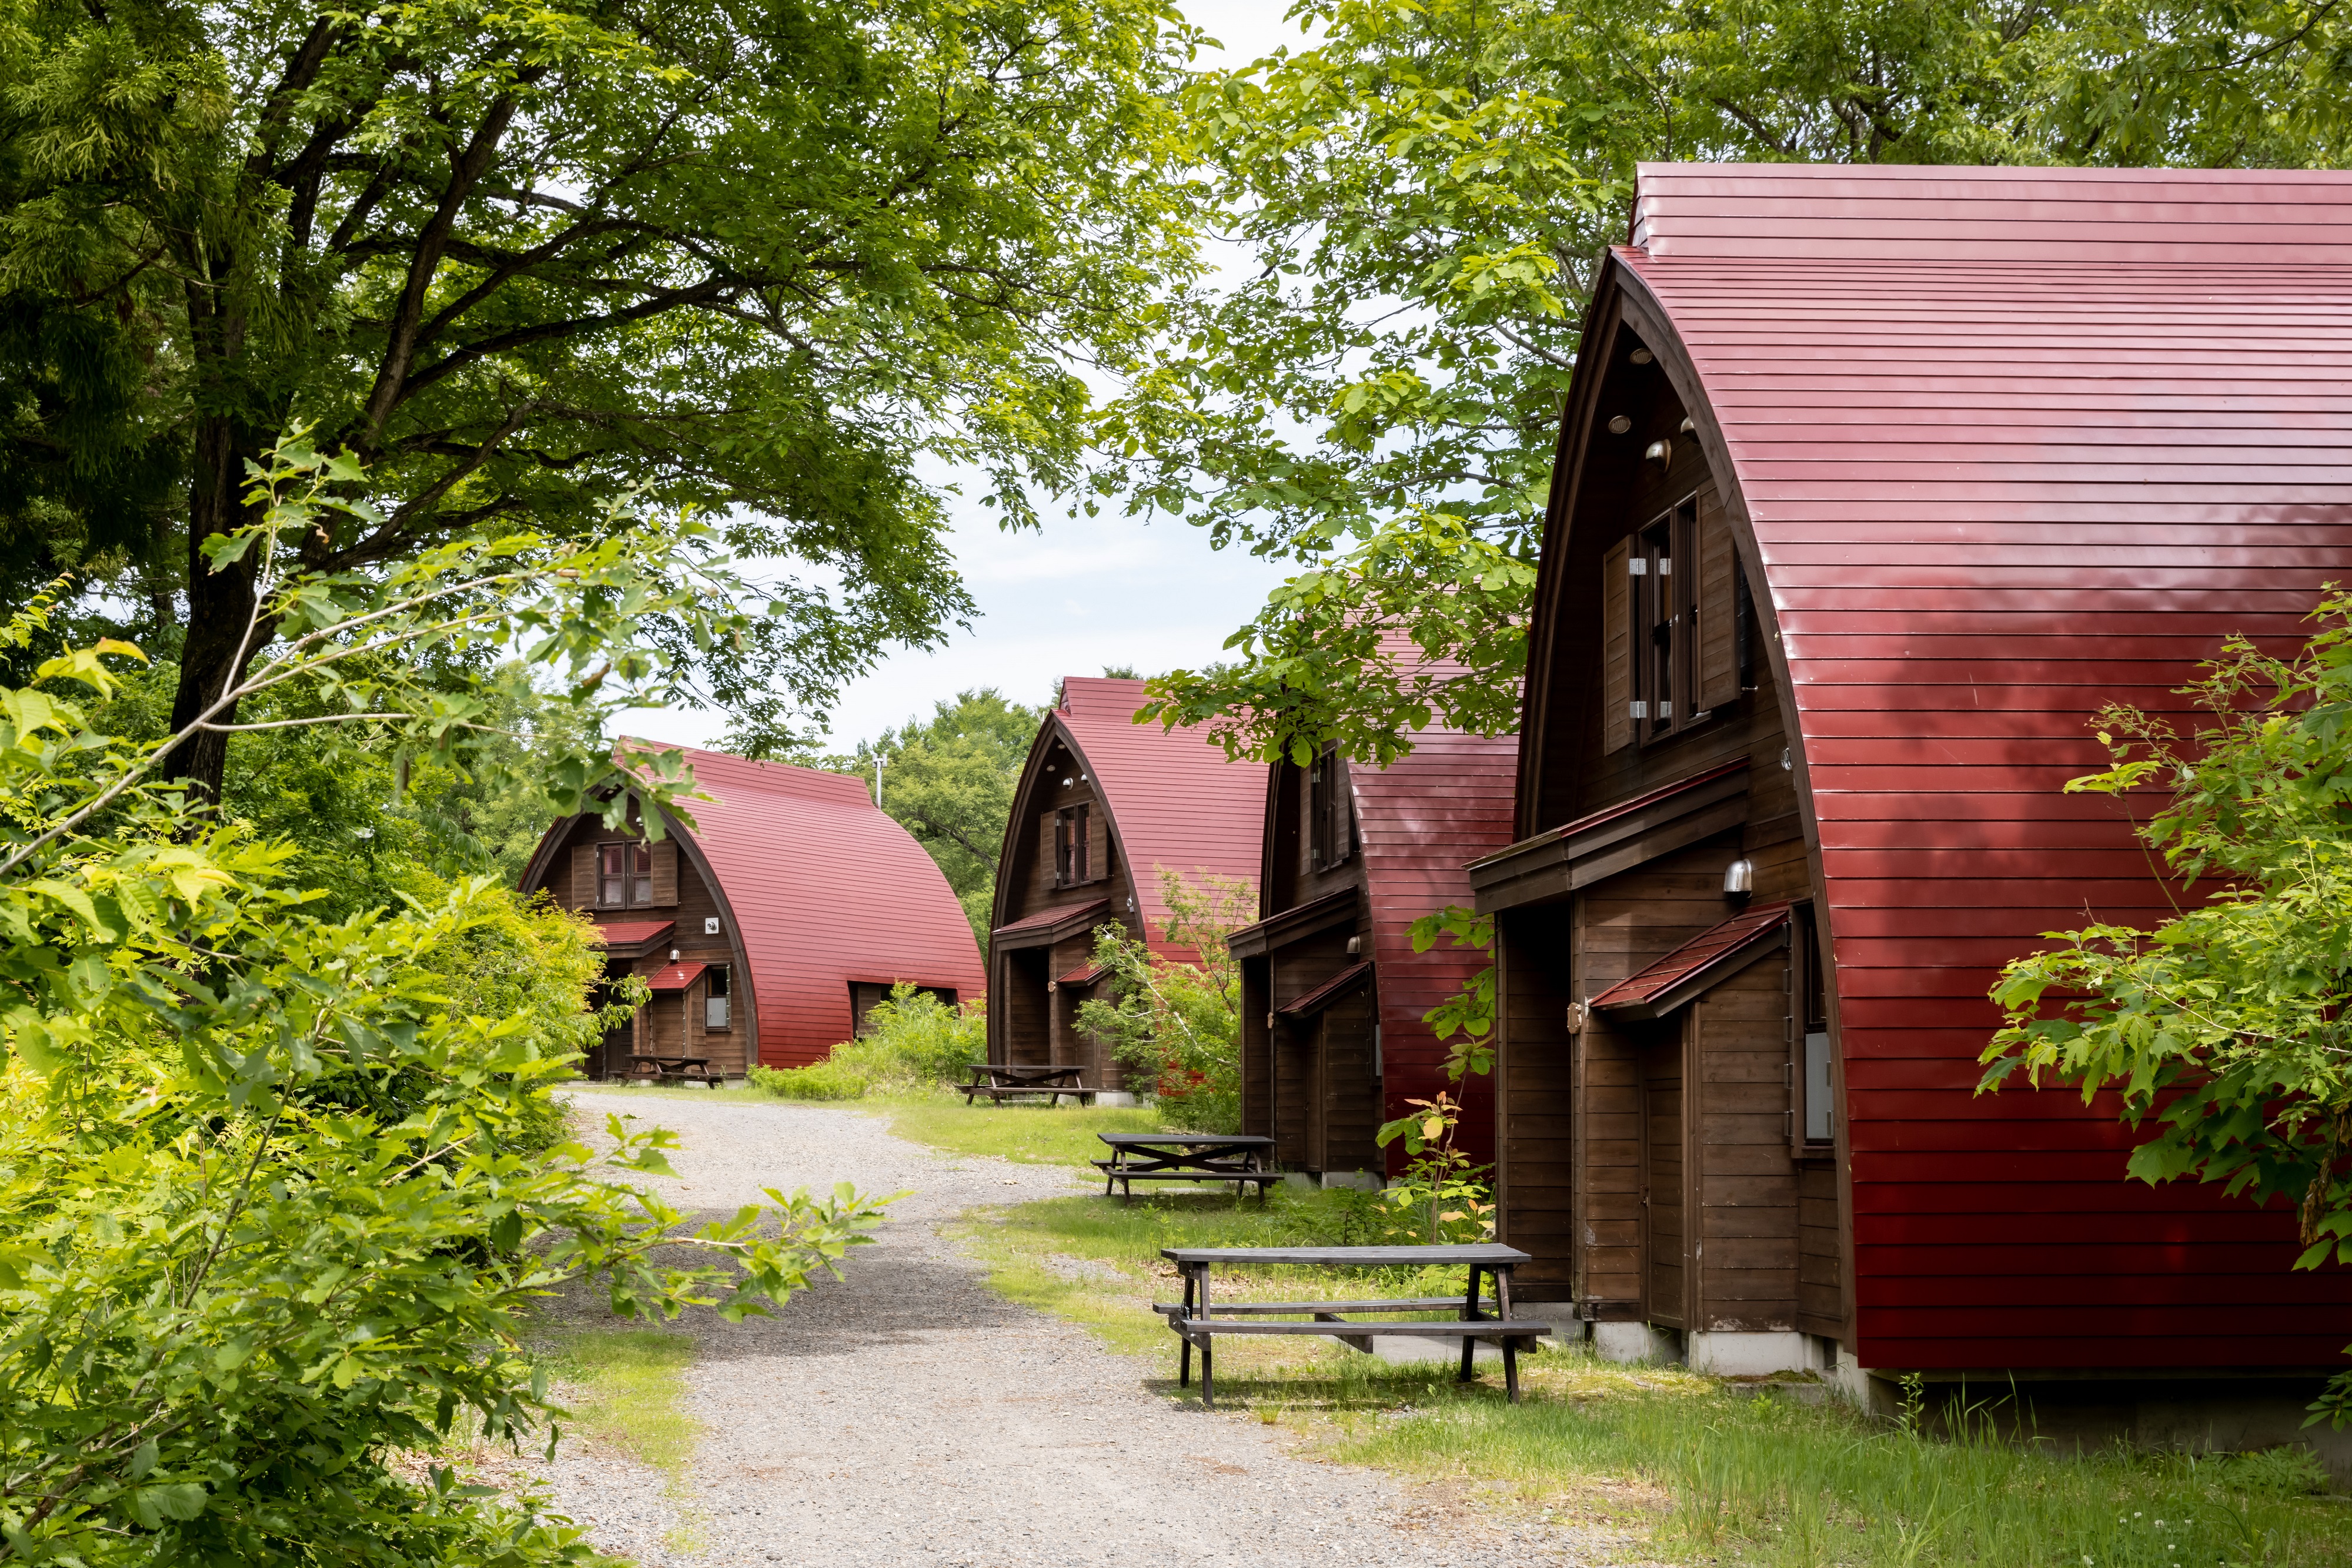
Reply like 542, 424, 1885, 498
597, 841, 654, 909
1631, 494, 1702, 745
1308, 745, 1355, 872
1788, 901, 1835, 1156
1052, 803, 1091, 888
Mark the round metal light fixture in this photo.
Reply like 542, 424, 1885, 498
1607, 414, 1632, 435
1645, 439, 1672, 466
1723, 858, 1755, 896
1629, 347, 1655, 365
1679, 416, 1696, 434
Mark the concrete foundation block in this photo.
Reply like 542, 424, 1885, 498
1281, 1172, 1318, 1192
1091, 1091, 1137, 1108
1372, 1335, 1500, 1365
1688, 1330, 1818, 1378
1319, 1170, 1382, 1192
1512, 1303, 1584, 1349
1592, 1321, 1685, 1365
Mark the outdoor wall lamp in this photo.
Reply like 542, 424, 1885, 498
1645, 439, 1672, 466
1723, 857, 1755, 897
1630, 346, 1655, 365
1607, 414, 1632, 434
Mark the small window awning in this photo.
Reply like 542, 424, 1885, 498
1056, 962, 1110, 987
644, 960, 708, 993
992, 899, 1112, 950
1278, 961, 1373, 1018
1590, 902, 1791, 1021
590, 919, 675, 951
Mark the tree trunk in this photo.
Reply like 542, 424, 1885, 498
161, 414, 268, 804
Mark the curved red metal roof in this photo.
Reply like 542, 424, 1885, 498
1352, 725, 1519, 1165
1058, 677, 1265, 958
642, 744, 984, 1066
1616, 162, 2352, 1370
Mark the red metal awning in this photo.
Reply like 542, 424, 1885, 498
1590, 902, 1790, 1020
1056, 962, 1109, 987
644, 960, 708, 993
590, 919, 675, 948
1278, 960, 1374, 1018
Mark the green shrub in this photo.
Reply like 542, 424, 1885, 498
829, 983, 985, 1088
748, 1061, 871, 1100
1075, 871, 1253, 1131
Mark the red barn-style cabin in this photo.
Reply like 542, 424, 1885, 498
988, 677, 1262, 1091
1475, 162, 2352, 1455
1228, 725, 1518, 1182
522, 744, 983, 1078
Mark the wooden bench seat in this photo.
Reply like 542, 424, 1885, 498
960, 1081, 1095, 1106
1160, 1243, 1545, 1406
1151, 1296, 1477, 1316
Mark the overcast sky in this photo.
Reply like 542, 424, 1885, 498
617, 0, 1321, 755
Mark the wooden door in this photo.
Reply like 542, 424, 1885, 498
1272, 1015, 1311, 1167
1641, 1034, 1688, 1329
1318, 991, 1381, 1175
1305, 1018, 1330, 1172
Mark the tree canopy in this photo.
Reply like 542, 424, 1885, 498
794, 687, 1042, 947
1106, 0, 2352, 764
0, 0, 1202, 797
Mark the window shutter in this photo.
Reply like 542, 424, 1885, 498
1043, 812, 1063, 887
570, 844, 597, 908
1695, 484, 1740, 712
650, 838, 679, 905
1602, 536, 1632, 753
1085, 804, 1108, 884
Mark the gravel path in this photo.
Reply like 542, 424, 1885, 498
531, 1092, 1621, 1567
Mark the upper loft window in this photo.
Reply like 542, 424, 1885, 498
1603, 486, 1752, 754
1308, 745, 1355, 871
1053, 803, 1091, 887
1635, 496, 1699, 743
599, 841, 653, 907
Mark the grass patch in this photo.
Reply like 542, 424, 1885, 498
869, 1089, 1182, 1168
546, 1329, 707, 1556
960, 1188, 2352, 1567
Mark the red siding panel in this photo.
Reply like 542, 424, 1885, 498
1616, 162, 2352, 1372
1355, 726, 1521, 1168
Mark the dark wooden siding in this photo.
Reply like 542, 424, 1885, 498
1495, 901, 1576, 1297
532, 813, 749, 1076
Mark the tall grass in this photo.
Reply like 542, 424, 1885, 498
1333, 1373, 2343, 1567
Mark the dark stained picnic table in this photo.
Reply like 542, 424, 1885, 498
959, 1063, 1097, 1106
1155, 1243, 1553, 1407
623, 1054, 724, 1088
1094, 1133, 1279, 1201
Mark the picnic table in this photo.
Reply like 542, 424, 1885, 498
1094, 1133, 1279, 1201
958, 1063, 1097, 1106
1155, 1243, 1553, 1407
623, 1054, 724, 1088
